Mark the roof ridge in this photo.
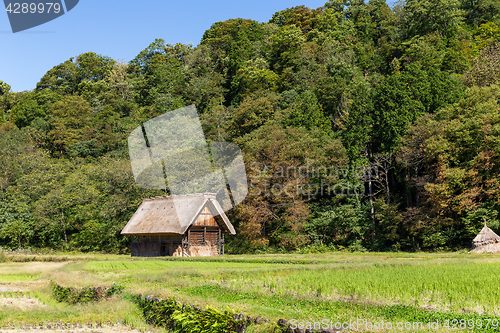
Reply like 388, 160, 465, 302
143, 193, 218, 201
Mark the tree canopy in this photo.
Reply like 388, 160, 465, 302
1, 0, 499, 253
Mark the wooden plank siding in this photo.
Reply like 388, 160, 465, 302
193, 206, 218, 227
188, 229, 219, 244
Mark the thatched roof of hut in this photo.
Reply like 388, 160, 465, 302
121, 193, 235, 236
470, 218, 500, 253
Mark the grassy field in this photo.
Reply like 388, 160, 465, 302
1, 251, 500, 332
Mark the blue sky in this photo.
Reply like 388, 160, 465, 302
1, 0, 395, 92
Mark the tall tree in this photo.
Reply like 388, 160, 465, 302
269, 5, 323, 33
235, 122, 346, 249
373, 65, 464, 152
201, 19, 264, 104
36, 59, 80, 95
47, 95, 93, 155
403, 0, 465, 39
76, 52, 116, 82
0, 81, 10, 96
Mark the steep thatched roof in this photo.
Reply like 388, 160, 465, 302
121, 193, 235, 236
470, 219, 500, 253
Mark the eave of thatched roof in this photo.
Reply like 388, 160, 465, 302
121, 193, 235, 236
470, 242, 500, 253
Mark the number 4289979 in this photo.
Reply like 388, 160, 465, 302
5, 3, 61, 14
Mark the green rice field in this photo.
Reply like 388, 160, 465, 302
1, 252, 500, 332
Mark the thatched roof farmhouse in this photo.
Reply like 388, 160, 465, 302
121, 193, 235, 257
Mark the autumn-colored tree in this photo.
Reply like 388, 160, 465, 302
229, 91, 281, 139
269, 5, 323, 33
465, 42, 500, 87
235, 122, 346, 249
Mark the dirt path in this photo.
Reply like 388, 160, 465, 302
0, 324, 149, 332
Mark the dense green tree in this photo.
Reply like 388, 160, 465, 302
473, 22, 500, 50
134, 52, 186, 108
183, 44, 227, 112
201, 19, 264, 104
231, 58, 279, 102
463, 0, 500, 26
347, 0, 373, 42
314, 3, 357, 42
47, 95, 93, 155
34, 171, 100, 247
36, 59, 80, 95
129, 39, 192, 76
0, 190, 34, 249
373, 65, 464, 152
281, 41, 330, 92
76, 52, 116, 82
0, 81, 11, 96
36, 52, 116, 98
367, 0, 397, 42
337, 78, 374, 161
283, 90, 332, 134
9, 89, 62, 128
0, 126, 48, 190
107, 62, 135, 103
306, 197, 373, 250
403, 0, 465, 39
270, 23, 307, 73
401, 34, 446, 70
229, 91, 281, 139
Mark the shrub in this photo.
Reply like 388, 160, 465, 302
51, 282, 124, 304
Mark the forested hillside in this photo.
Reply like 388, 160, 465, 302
1, 0, 500, 253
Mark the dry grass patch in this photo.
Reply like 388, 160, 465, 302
0, 295, 46, 310
0, 262, 68, 275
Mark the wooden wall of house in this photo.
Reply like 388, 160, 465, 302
131, 231, 224, 257
187, 205, 225, 256
131, 235, 183, 257
187, 228, 224, 256
193, 206, 218, 227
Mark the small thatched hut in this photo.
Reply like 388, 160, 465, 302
470, 219, 500, 253
121, 193, 235, 257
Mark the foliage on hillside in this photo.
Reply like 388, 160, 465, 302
1, 0, 500, 252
